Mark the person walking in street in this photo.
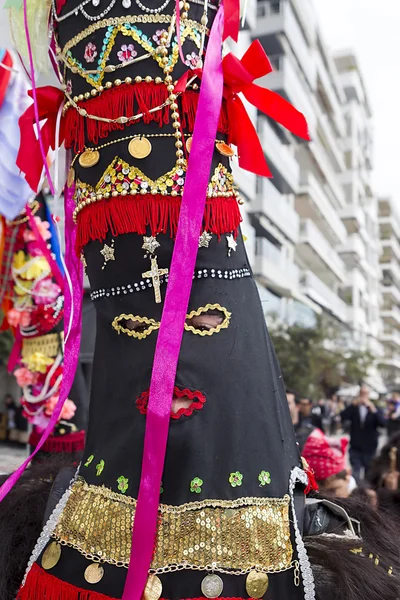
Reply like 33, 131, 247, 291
341, 383, 385, 482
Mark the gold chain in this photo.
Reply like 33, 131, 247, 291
7, 200, 40, 226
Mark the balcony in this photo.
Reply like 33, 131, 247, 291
300, 270, 347, 322
381, 237, 400, 264
256, 54, 317, 137
380, 216, 400, 244
298, 219, 346, 284
259, 117, 300, 194
382, 329, 400, 349
339, 204, 366, 234
254, 237, 299, 296
381, 306, 400, 328
297, 173, 347, 245
381, 261, 400, 289
381, 284, 400, 306
250, 177, 300, 243
317, 113, 346, 174
337, 234, 366, 268
307, 140, 346, 209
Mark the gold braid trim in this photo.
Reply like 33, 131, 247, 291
53, 478, 293, 574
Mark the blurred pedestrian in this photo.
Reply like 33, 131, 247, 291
386, 395, 400, 438
286, 389, 315, 451
4, 394, 17, 441
341, 383, 385, 482
299, 397, 324, 431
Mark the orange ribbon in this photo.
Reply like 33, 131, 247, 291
178, 40, 310, 177
17, 86, 65, 192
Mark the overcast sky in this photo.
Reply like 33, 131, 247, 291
314, 0, 400, 203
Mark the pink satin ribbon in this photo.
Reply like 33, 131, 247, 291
0, 183, 83, 502
26, 205, 64, 289
122, 7, 224, 600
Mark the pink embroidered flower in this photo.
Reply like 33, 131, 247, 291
19, 311, 31, 327
23, 217, 52, 243
185, 52, 200, 68
117, 44, 137, 63
152, 29, 167, 44
84, 42, 97, 63
26, 241, 42, 257
7, 308, 21, 327
14, 367, 38, 387
45, 396, 77, 421
66, 79, 72, 94
32, 278, 61, 305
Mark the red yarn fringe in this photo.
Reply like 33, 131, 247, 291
18, 563, 119, 600
76, 194, 241, 255
64, 84, 230, 153
29, 430, 86, 454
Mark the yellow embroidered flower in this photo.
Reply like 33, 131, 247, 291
22, 352, 55, 374
24, 257, 49, 281
14, 278, 33, 297
13, 251, 26, 271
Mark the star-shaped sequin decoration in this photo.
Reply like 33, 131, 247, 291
198, 231, 212, 248
142, 236, 160, 256
100, 242, 115, 270
226, 234, 237, 257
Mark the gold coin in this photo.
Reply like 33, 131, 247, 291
128, 137, 152, 159
79, 150, 100, 168
216, 142, 235, 157
41, 541, 61, 570
186, 136, 193, 153
143, 575, 163, 600
246, 571, 269, 598
84, 563, 104, 584
201, 574, 223, 598
67, 167, 75, 188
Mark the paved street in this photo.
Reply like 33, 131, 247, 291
0, 443, 28, 475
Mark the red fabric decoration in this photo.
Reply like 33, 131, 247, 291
0, 51, 12, 109
302, 429, 347, 482
63, 84, 230, 153
223, 0, 240, 42
17, 86, 65, 192
75, 194, 241, 256
137, 387, 206, 420
28, 430, 85, 453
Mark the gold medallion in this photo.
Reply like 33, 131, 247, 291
84, 563, 104, 584
128, 137, 152, 159
41, 541, 61, 570
216, 142, 235, 157
67, 167, 75, 188
79, 150, 100, 168
143, 575, 163, 600
186, 136, 193, 153
201, 574, 223, 598
246, 571, 269, 598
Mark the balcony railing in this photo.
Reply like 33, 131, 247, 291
252, 177, 300, 243
255, 237, 299, 287
301, 270, 347, 322
299, 219, 346, 282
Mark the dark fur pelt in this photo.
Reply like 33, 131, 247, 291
0, 458, 73, 600
306, 496, 400, 600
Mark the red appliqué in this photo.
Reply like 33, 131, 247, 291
136, 386, 206, 420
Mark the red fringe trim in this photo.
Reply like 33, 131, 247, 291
29, 430, 86, 454
18, 563, 119, 600
64, 84, 230, 153
76, 194, 241, 255
137, 386, 206, 420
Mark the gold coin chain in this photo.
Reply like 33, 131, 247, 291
7, 200, 40, 226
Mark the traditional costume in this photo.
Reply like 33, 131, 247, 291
1, 1, 316, 599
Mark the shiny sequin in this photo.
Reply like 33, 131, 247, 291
229, 472, 243, 488
95, 460, 105, 476
84, 455, 94, 467
258, 471, 271, 486
190, 477, 203, 494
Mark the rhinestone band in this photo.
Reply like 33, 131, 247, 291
134, 0, 171, 13
90, 267, 251, 301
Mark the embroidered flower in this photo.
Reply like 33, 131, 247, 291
7, 308, 23, 327
229, 472, 243, 488
117, 476, 129, 494
32, 278, 62, 305
44, 396, 77, 421
22, 352, 54, 374
117, 43, 137, 63
84, 42, 98, 63
160, 482, 164, 494
190, 477, 203, 493
96, 459, 105, 476
85, 454, 94, 467
258, 471, 271, 486
185, 51, 200, 68
23, 217, 52, 243
14, 367, 38, 387
152, 29, 167, 44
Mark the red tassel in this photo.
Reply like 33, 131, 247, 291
75, 194, 242, 256
64, 84, 230, 153
28, 430, 85, 454
302, 459, 319, 495
18, 563, 119, 600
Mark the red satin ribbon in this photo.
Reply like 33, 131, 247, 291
177, 40, 310, 177
223, 0, 240, 42
0, 51, 12, 109
16, 86, 65, 193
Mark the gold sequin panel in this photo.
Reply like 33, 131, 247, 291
53, 478, 293, 575
22, 332, 64, 359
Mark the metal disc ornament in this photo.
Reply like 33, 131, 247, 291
143, 574, 163, 600
186, 136, 193, 153
79, 150, 100, 168
201, 574, 224, 598
41, 541, 62, 570
128, 137, 152, 159
216, 142, 234, 157
84, 563, 104, 584
246, 571, 269, 598
67, 167, 75, 187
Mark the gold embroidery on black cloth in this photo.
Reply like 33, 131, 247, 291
52, 478, 293, 574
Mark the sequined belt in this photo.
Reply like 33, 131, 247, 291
52, 478, 293, 575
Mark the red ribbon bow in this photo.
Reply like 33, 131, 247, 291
223, 0, 240, 42
178, 40, 310, 178
17, 86, 65, 193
